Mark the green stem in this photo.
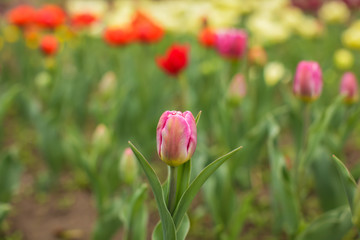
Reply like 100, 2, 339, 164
168, 166, 177, 215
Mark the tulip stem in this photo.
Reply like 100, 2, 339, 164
168, 166, 177, 214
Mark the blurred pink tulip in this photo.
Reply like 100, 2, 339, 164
156, 111, 197, 167
293, 61, 323, 101
215, 29, 247, 60
340, 72, 358, 103
227, 74, 247, 106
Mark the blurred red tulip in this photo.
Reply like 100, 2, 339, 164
342, 0, 360, 8
103, 27, 136, 46
7, 5, 36, 27
36, 5, 66, 29
40, 35, 58, 56
131, 10, 164, 43
71, 13, 98, 28
198, 28, 216, 48
291, 0, 323, 11
156, 44, 189, 76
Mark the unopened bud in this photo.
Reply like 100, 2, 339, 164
91, 124, 110, 153
119, 148, 138, 184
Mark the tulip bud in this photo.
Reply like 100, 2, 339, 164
334, 49, 354, 70
156, 111, 197, 167
319, 1, 350, 24
340, 72, 358, 104
264, 61, 285, 86
293, 61, 323, 102
248, 45, 267, 67
227, 74, 246, 106
39, 35, 58, 56
98, 71, 117, 98
119, 148, 138, 184
91, 124, 110, 153
215, 29, 247, 60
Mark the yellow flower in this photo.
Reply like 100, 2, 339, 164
296, 16, 322, 39
264, 62, 285, 86
319, 1, 350, 24
334, 49, 354, 70
3, 25, 20, 43
342, 26, 360, 49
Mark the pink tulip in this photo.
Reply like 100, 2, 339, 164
215, 29, 247, 60
293, 61, 323, 101
156, 111, 197, 167
340, 72, 358, 103
227, 74, 247, 105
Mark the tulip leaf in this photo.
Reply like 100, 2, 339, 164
128, 142, 177, 240
267, 117, 300, 235
172, 146, 242, 228
296, 206, 352, 240
152, 214, 190, 240
332, 155, 357, 213
175, 160, 191, 207
126, 184, 148, 240
195, 111, 202, 125
0, 203, 11, 223
176, 213, 190, 240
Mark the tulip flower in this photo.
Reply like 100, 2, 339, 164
248, 45, 267, 66
291, 0, 323, 11
119, 148, 138, 184
342, 0, 360, 9
215, 29, 247, 60
340, 72, 358, 104
71, 13, 98, 28
131, 10, 164, 43
156, 44, 189, 77
39, 35, 58, 56
198, 28, 216, 48
293, 61, 323, 102
103, 27, 136, 46
334, 49, 354, 70
7, 5, 36, 27
156, 111, 197, 167
227, 74, 246, 106
35, 5, 66, 29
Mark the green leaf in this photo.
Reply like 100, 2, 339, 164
332, 155, 357, 213
152, 222, 163, 240
0, 85, 21, 122
127, 184, 149, 240
0, 151, 23, 202
296, 206, 353, 240
267, 117, 300, 235
172, 146, 242, 228
152, 214, 190, 240
128, 142, 176, 240
176, 214, 190, 240
175, 160, 191, 207
195, 111, 202, 125
0, 203, 11, 223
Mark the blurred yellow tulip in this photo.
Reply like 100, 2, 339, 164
319, 1, 350, 24
264, 62, 285, 86
334, 49, 354, 70
3, 25, 20, 43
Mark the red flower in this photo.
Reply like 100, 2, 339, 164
291, 0, 323, 11
40, 35, 58, 56
103, 27, 136, 46
131, 10, 164, 43
71, 13, 98, 28
198, 28, 216, 48
7, 5, 36, 27
35, 4, 66, 29
342, 0, 360, 9
156, 44, 189, 76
